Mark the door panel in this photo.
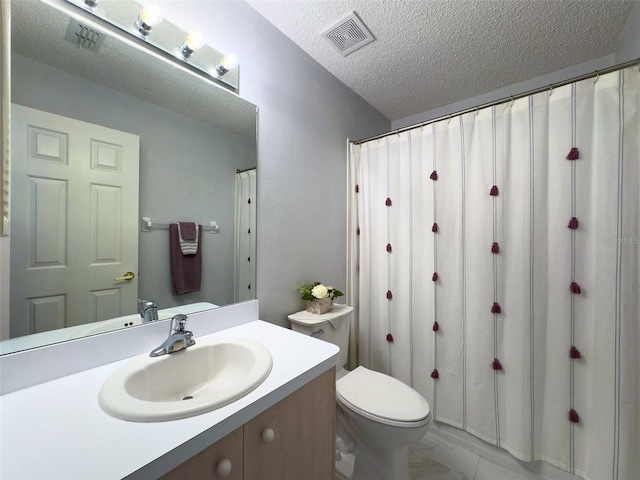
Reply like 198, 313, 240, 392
28, 177, 67, 267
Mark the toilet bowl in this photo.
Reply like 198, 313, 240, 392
288, 305, 432, 480
336, 365, 431, 480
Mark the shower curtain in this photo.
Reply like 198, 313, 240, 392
347, 67, 639, 480
234, 168, 256, 302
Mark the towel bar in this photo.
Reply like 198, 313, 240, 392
141, 217, 219, 233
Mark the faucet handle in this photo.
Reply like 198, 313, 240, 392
138, 299, 156, 311
170, 314, 189, 333
138, 299, 159, 322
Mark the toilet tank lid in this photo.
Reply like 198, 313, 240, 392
288, 304, 354, 326
336, 366, 430, 422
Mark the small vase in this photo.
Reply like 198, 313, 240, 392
306, 297, 332, 314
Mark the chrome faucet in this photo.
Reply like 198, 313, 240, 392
138, 299, 158, 323
149, 314, 195, 357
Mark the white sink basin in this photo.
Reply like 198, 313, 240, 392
98, 337, 272, 422
69, 312, 178, 339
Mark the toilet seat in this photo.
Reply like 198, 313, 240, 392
336, 366, 431, 428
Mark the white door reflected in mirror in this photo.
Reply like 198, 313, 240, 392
10, 105, 139, 337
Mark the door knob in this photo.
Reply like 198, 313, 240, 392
114, 271, 135, 281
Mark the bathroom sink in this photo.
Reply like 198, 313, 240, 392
69, 312, 178, 339
98, 337, 272, 422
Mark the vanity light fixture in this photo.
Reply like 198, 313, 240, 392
63, 0, 240, 91
215, 53, 238, 76
180, 31, 204, 59
134, 3, 163, 36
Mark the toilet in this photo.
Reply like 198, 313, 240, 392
288, 305, 432, 480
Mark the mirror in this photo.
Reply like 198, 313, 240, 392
1, 0, 257, 354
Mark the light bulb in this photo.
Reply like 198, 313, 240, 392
135, 4, 163, 36
216, 53, 238, 76
180, 31, 204, 58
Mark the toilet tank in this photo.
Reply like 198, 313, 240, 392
288, 304, 353, 369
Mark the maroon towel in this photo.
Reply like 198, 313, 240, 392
170, 223, 202, 295
178, 222, 197, 241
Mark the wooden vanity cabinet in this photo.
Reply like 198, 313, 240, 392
159, 368, 335, 480
159, 427, 244, 480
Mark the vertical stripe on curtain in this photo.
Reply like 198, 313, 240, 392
234, 169, 256, 302
347, 66, 640, 480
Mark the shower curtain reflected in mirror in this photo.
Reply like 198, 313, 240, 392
348, 66, 639, 480
235, 168, 256, 302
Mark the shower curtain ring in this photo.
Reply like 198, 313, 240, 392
593, 71, 599, 84
510, 96, 515, 107
549, 84, 554, 96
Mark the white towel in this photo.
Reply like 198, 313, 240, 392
177, 223, 199, 255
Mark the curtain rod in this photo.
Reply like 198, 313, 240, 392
353, 57, 640, 145
236, 167, 256, 173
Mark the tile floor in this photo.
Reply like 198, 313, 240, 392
336, 443, 530, 480
337, 425, 581, 480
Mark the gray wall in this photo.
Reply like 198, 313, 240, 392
616, 0, 640, 64
12, 54, 256, 309
157, 1, 392, 326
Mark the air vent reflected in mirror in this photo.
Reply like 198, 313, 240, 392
64, 19, 105, 52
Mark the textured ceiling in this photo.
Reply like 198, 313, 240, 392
247, 0, 635, 121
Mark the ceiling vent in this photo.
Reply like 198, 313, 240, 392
322, 12, 375, 56
65, 20, 105, 53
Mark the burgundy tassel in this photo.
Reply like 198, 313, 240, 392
492, 358, 503, 371
431, 369, 439, 379
568, 217, 579, 229
247, 256, 251, 262
570, 282, 582, 294
247, 228, 251, 234
356, 227, 360, 235
569, 409, 580, 423
570, 346, 582, 359
386, 290, 393, 299
430, 170, 438, 181
385, 197, 392, 206
432, 272, 439, 282
491, 302, 502, 314
491, 242, 500, 254
386, 243, 392, 252
248, 198, 251, 204
433, 321, 440, 332
386, 333, 394, 343
490, 185, 499, 196
566, 148, 579, 160
355, 184, 360, 193
432, 223, 439, 233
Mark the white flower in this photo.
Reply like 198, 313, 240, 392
311, 284, 329, 299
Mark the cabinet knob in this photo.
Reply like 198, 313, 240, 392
215, 458, 232, 477
261, 427, 275, 443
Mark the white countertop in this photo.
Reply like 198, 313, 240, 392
0, 320, 339, 480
